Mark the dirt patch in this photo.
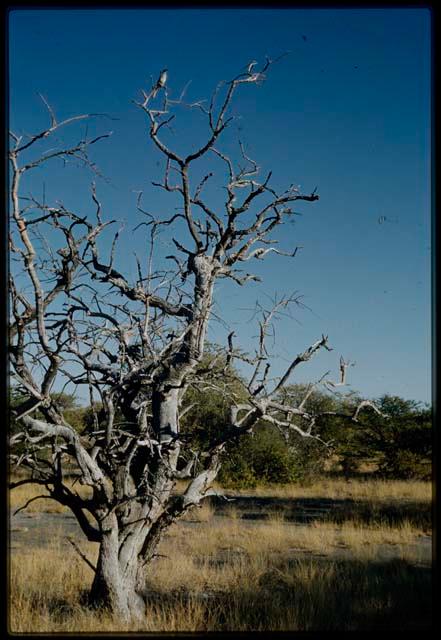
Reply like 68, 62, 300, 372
9, 511, 85, 551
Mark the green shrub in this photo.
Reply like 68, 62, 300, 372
218, 424, 328, 489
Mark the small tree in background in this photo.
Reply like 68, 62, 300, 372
355, 395, 432, 479
314, 393, 432, 480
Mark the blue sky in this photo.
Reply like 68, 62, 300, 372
8, 8, 432, 404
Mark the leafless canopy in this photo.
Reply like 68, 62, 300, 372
8, 59, 384, 620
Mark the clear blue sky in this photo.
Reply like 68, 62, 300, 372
8, 8, 432, 404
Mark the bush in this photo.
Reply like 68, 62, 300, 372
354, 396, 432, 480
218, 424, 328, 489
379, 449, 431, 480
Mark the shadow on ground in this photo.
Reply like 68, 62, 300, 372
210, 495, 431, 529
144, 557, 432, 631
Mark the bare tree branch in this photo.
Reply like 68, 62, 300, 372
8, 60, 382, 622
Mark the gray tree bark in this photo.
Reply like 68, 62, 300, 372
9, 60, 386, 622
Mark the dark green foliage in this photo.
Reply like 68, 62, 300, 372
8, 389, 86, 465
325, 394, 432, 480
82, 403, 107, 434
9, 389, 86, 433
219, 425, 297, 488
277, 383, 340, 415
181, 372, 432, 485
181, 375, 333, 488
9, 388, 29, 456
180, 385, 235, 450
10, 371, 432, 483
218, 423, 328, 489
359, 395, 432, 479
51, 393, 87, 433
180, 348, 248, 450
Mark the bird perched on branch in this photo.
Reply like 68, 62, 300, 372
152, 68, 168, 97
158, 68, 168, 88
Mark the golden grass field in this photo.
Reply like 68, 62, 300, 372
8, 478, 432, 632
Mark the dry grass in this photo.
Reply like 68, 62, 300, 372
9, 478, 432, 632
9, 476, 93, 514
181, 499, 215, 522
223, 478, 432, 502
9, 476, 431, 513
157, 512, 428, 567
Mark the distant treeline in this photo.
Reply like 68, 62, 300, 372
9, 384, 431, 488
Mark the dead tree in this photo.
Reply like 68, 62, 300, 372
8, 59, 384, 621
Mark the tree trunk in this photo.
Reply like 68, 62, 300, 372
88, 517, 146, 622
